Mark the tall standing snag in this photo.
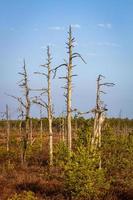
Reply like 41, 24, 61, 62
54, 26, 86, 151
34, 46, 53, 165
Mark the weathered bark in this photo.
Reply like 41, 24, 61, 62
62, 117, 65, 142
23, 60, 30, 118
23, 117, 29, 164
30, 118, 33, 144
59, 116, 65, 142
19, 121, 22, 136
47, 48, 53, 165
91, 76, 106, 150
67, 27, 72, 151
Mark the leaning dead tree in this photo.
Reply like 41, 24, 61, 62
54, 26, 86, 151
90, 75, 114, 168
77, 75, 114, 167
91, 75, 115, 152
7, 60, 31, 165
33, 46, 53, 166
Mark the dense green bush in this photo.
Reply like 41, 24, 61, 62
53, 141, 70, 166
8, 191, 38, 200
53, 127, 110, 199
63, 146, 110, 200
74, 126, 92, 148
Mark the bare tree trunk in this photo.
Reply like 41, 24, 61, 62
67, 45, 72, 150
47, 47, 53, 166
62, 117, 65, 142
54, 26, 85, 151
22, 117, 29, 165
40, 118, 43, 150
34, 46, 53, 166
19, 121, 24, 165
30, 118, 33, 144
20, 60, 31, 165
19, 121, 22, 136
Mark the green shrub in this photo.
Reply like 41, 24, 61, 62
64, 146, 110, 200
75, 126, 92, 148
102, 131, 133, 188
8, 191, 38, 200
53, 141, 70, 166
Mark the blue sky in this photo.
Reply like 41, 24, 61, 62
0, 0, 133, 118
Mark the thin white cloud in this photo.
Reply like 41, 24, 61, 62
48, 26, 65, 31
97, 23, 112, 29
98, 23, 105, 28
97, 42, 120, 47
71, 24, 81, 28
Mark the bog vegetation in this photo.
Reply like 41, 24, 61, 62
0, 26, 133, 200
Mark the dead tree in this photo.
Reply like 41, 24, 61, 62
17, 97, 24, 137
77, 75, 114, 168
34, 46, 53, 166
91, 75, 115, 168
91, 75, 114, 150
77, 75, 114, 151
61, 113, 66, 142
54, 26, 86, 151
19, 60, 31, 164
17, 97, 25, 163
30, 118, 33, 144
40, 105, 43, 150
6, 60, 31, 165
